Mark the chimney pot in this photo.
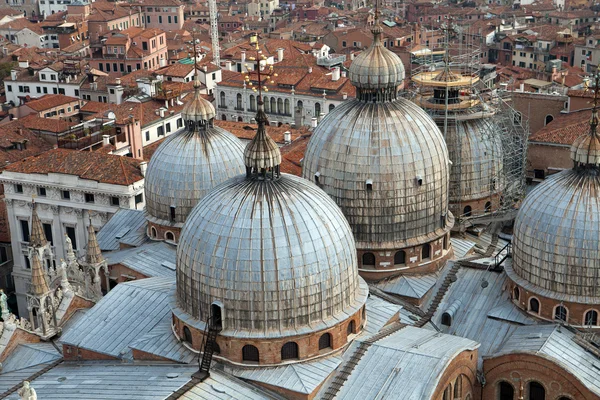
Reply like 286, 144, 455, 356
139, 161, 148, 176
102, 134, 110, 146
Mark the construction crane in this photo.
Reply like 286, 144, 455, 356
208, 0, 220, 67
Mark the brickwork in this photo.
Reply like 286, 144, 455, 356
357, 235, 453, 281
60, 295, 96, 324
450, 193, 501, 220
527, 143, 572, 177
0, 328, 41, 363
173, 306, 365, 366
483, 353, 599, 400
109, 263, 149, 284
62, 344, 119, 361
430, 348, 479, 400
512, 92, 568, 136
132, 348, 177, 362
509, 280, 600, 327
147, 220, 181, 244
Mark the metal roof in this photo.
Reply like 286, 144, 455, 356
177, 173, 368, 338
361, 295, 403, 338
336, 326, 479, 400
1, 343, 60, 374
450, 237, 476, 260
374, 273, 438, 299
493, 325, 600, 397
179, 370, 277, 400
302, 96, 452, 250
129, 315, 196, 364
0, 365, 49, 394
224, 355, 342, 395
60, 277, 175, 359
5, 363, 197, 400
104, 241, 176, 279
96, 208, 148, 251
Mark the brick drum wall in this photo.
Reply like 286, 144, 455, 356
430, 348, 479, 400
483, 353, 599, 400
147, 221, 181, 243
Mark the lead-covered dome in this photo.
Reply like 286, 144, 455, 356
176, 173, 367, 336
509, 110, 600, 299
144, 81, 245, 227
348, 25, 405, 91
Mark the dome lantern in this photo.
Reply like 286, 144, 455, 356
181, 75, 216, 131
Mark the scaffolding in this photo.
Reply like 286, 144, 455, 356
405, 24, 529, 231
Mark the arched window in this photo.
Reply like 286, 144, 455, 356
264, 96, 270, 112
315, 102, 321, 117
529, 298, 540, 313
281, 342, 299, 360
150, 226, 157, 238
183, 326, 193, 345
170, 206, 176, 222
454, 376, 462, 398
362, 252, 375, 266
238, 116, 243, 122
297, 100, 303, 109
270, 97, 276, 114
347, 320, 356, 335
284, 98, 290, 115
277, 98, 283, 114
443, 234, 449, 250
394, 251, 405, 265
242, 345, 259, 362
499, 381, 514, 400
221, 114, 226, 121
236, 93, 242, 110
442, 384, 452, 400
585, 310, 598, 326
529, 381, 545, 400
441, 312, 452, 326
165, 231, 174, 242
513, 286, 520, 301
463, 205, 472, 217
318, 333, 332, 350
554, 305, 567, 322
329, 104, 335, 112
485, 201, 492, 213
211, 303, 223, 330
544, 114, 554, 126
220, 91, 226, 107
250, 95, 256, 111
422, 243, 431, 260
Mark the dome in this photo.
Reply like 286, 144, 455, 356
176, 173, 367, 337
181, 80, 216, 123
510, 168, 600, 298
571, 129, 600, 166
348, 25, 405, 93
243, 104, 281, 171
144, 81, 245, 226
302, 98, 452, 249
445, 117, 504, 204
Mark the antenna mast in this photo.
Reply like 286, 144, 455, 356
209, 0, 220, 66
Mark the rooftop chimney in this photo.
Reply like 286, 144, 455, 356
159, 109, 165, 118
139, 161, 148, 176
277, 47, 284, 62
10, 69, 17, 81
308, 66, 313, 73
311, 117, 318, 128
241, 50, 246, 64
18, 60, 29, 68
331, 67, 340, 81
284, 131, 291, 144
341, 70, 346, 78
115, 78, 121, 85
342, 92, 347, 100
102, 134, 110, 146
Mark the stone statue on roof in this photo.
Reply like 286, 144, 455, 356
18, 381, 37, 400
0, 289, 9, 320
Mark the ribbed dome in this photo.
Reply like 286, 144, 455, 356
144, 127, 245, 225
445, 117, 504, 203
176, 174, 368, 337
571, 130, 600, 166
302, 98, 452, 249
181, 82, 216, 123
348, 25, 405, 92
510, 168, 600, 299
243, 105, 281, 171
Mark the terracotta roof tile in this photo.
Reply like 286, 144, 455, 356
19, 114, 78, 133
530, 109, 591, 145
23, 94, 80, 112
4, 148, 144, 185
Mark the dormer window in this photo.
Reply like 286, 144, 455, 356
314, 171, 320, 185
366, 179, 373, 191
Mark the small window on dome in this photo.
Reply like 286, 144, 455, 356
318, 333, 332, 350
416, 176, 423, 186
529, 297, 540, 314
242, 345, 259, 363
362, 252, 375, 266
314, 172, 320, 185
281, 342, 299, 360
366, 179, 373, 191
150, 226, 157, 238
165, 231, 174, 242
170, 206, 176, 222
513, 286, 520, 301
554, 305, 567, 322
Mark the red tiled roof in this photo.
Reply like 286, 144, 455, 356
19, 114, 78, 133
4, 148, 144, 185
23, 94, 79, 112
530, 109, 591, 145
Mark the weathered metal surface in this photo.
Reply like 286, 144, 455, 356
375, 273, 438, 299
129, 315, 195, 364
179, 370, 275, 400
1, 343, 60, 374
144, 126, 245, 225
96, 209, 148, 251
512, 169, 600, 298
335, 326, 478, 400
176, 173, 368, 337
103, 241, 176, 279
303, 97, 452, 250
225, 355, 342, 395
60, 277, 174, 359
4, 363, 197, 400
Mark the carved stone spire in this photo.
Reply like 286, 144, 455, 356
29, 252, 50, 297
85, 218, 103, 265
29, 200, 47, 248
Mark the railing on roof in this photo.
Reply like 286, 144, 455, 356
317, 54, 346, 68
57, 126, 123, 151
